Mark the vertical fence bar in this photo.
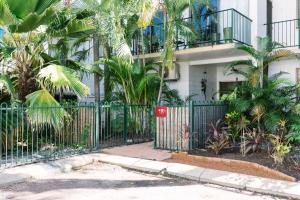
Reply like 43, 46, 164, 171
123, 104, 128, 145
95, 102, 100, 149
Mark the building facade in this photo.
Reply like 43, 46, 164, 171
130, 0, 300, 101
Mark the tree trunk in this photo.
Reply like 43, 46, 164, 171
93, 35, 101, 102
104, 44, 112, 101
140, 28, 146, 67
157, 65, 165, 104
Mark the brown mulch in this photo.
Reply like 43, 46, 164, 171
166, 149, 300, 181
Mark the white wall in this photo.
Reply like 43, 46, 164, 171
167, 62, 190, 100
268, 58, 300, 84
219, 0, 249, 16
249, 0, 267, 47
169, 62, 246, 101
272, 0, 297, 22
189, 65, 217, 101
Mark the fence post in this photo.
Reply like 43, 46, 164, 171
95, 102, 100, 149
152, 102, 156, 149
188, 101, 194, 151
123, 104, 128, 145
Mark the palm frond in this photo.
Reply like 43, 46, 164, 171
26, 89, 69, 128
38, 64, 90, 97
0, 74, 16, 100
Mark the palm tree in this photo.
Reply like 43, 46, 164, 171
228, 37, 295, 89
101, 57, 182, 105
157, 0, 195, 103
0, 0, 60, 33
227, 37, 298, 134
0, 0, 93, 126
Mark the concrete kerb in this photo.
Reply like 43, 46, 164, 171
0, 154, 96, 187
92, 154, 300, 199
1, 153, 300, 199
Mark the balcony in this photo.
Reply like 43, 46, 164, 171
265, 19, 300, 48
131, 8, 252, 56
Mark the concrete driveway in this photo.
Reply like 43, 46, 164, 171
0, 163, 284, 200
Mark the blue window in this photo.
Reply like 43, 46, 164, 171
191, 0, 218, 40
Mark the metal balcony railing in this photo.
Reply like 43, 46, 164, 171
265, 19, 300, 48
131, 8, 252, 55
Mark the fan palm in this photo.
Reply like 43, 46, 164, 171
0, 0, 60, 33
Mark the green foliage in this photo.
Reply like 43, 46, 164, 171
206, 120, 229, 155
101, 57, 181, 104
241, 128, 263, 156
269, 121, 292, 165
225, 111, 241, 145
228, 37, 299, 135
0, 0, 60, 33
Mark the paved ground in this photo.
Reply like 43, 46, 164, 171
0, 163, 285, 200
102, 142, 171, 161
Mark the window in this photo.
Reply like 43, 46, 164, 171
219, 81, 243, 98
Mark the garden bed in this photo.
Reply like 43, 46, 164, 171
166, 150, 300, 182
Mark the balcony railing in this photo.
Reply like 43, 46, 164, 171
131, 8, 252, 55
265, 19, 300, 48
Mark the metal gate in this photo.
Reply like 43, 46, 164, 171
154, 101, 227, 151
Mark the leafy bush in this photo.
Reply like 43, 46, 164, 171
225, 111, 241, 145
241, 128, 263, 156
206, 120, 229, 155
269, 120, 292, 165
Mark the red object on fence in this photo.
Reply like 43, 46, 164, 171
155, 106, 167, 118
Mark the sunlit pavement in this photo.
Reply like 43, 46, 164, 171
0, 163, 284, 200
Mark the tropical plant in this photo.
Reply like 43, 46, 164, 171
206, 119, 229, 155
157, 0, 196, 103
228, 37, 299, 137
0, 0, 60, 33
228, 37, 295, 89
100, 57, 181, 105
71, 0, 152, 101
269, 120, 292, 165
224, 111, 241, 145
241, 128, 263, 156
0, 30, 90, 127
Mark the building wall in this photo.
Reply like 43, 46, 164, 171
189, 65, 217, 101
272, 0, 297, 22
268, 58, 300, 84
167, 62, 190, 100
219, 0, 249, 16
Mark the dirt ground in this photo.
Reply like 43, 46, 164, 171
180, 149, 300, 181
0, 163, 284, 200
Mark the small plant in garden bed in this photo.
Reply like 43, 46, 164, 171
206, 120, 229, 155
225, 111, 241, 146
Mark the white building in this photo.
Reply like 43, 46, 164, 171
84, 0, 300, 102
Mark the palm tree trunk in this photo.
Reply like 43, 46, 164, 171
104, 44, 112, 101
157, 65, 165, 103
140, 28, 146, 67
93, 35, 101, 102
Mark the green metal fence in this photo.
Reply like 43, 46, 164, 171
0, 103, 154, 169
0, 101, 227, 169
154, 101, 227, 152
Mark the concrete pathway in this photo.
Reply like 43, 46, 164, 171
102, 142, 171, 161
0, 163, 282, 200
1, 153, 300, 199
